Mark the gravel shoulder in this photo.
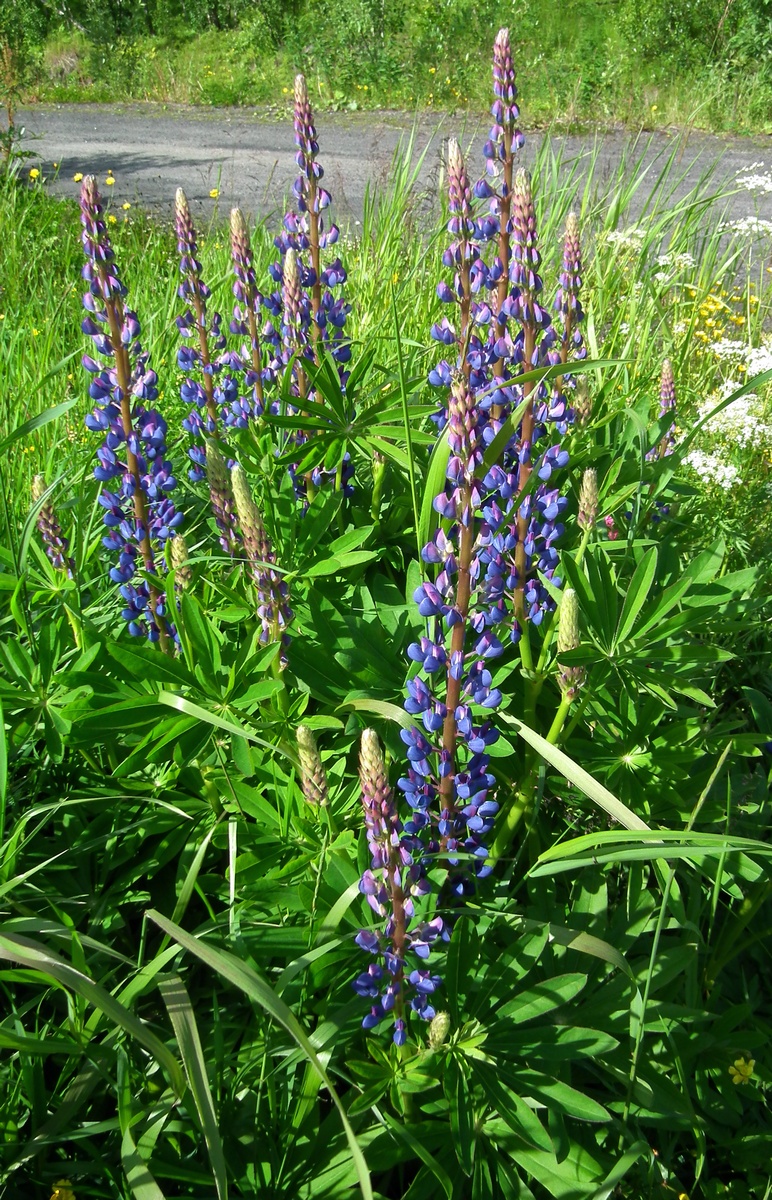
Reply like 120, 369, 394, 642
17, 102, 772, 229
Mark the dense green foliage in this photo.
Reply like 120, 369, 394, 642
2, 72, 772, 1200
3, 0, 772, 131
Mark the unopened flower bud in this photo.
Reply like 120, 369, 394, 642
574, 375, 591, 425
556, 588, 584, 701
577, 468, 598, 531
297, 725, 329, 806
32, 474, 73, 575
428, 1011, 451, 1049
169, 533, 193, 589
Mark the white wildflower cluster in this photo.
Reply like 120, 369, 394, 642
697, 389, 771, 450
684, 449, 742, 488
656, 251, 696, 270
747, 344, 772, 377
735, 162, 772, 194
719, 217, 772, 237
709, 338, 748, 361
603, 226, 646, 251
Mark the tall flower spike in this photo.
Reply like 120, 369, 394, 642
80, 175, 179, 649
647, 359, 677, 461
32, 475, 73, 576
169, 533, 193, 591
174, 189, 240, 474
401, 372, 502, 900
229, 207, 270, 415
297, 725, 329, 806
354, 729, 443, 1046
231, 465, 292, 664
556, 589, 584, 701
577, 468, 598, 532
205, 438, 241, 557
555, 212, 585, 364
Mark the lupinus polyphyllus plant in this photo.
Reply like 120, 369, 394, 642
296, 725, 328, 807
647, 358, 677, 460
175, 189, 231, 477
230, 465, 292, 665
80, 175, 180, 650
577, 467, 598, 533
261, 75, 353, 498
205, 438, 241, 558
402, 372, 502, 894
430, 35, 587, 635
555, 588, 584, 703
31, 475, 73, 576
169, 533, 193, 592
354, 729, 443, 1046
229, 207, 271, 416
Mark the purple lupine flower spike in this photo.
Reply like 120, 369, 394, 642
32, 475, 74, 576
80, 175, 179, 650
648, 359, 677, 461
479, 28, 524, 421
231, 465, 292, 665
229, 207, 268, 415
555, 212, 585, 364
175, 190, 253, 454
354, 729, 443, 1044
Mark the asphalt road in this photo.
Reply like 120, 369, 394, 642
17, 103, 772, 231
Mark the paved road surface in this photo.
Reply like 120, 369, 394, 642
18, 103, 772, 231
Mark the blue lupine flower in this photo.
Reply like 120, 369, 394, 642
354, 729, 444, 1045
80, 175, 179, 649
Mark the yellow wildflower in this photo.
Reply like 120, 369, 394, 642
105, 176, 115, 186
209, 188, 220, 199
122, 202, 131, 210
32, 328, 40, 337
73, 172, 83, 182
29, 167, 40, 179
728, 1056, 755, 1085
108, 214, 117, 224
51, 1182, 76, 1200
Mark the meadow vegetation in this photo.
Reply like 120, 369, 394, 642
2, 0, 772, 132
1, 25, 772, 1200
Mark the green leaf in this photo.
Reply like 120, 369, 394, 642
497, 974, 587, 1022
500, 715, 650, 831
0, 396, 79, 455
381, 1113, 454, 1199
158, 974, 228, 1200
445, 915, 478, 1025
446, 1058, 475, 1175
473, 1064, 553, 1152
146, 910, 373, 1200
418, 427, 451, 553
614, 546, 657, 646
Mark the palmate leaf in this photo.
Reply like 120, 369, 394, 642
146, 910, 373, 1200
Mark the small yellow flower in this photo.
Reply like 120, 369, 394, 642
105, 177, 115, 186
209, 188, 220, 199
651, 104, 658, 112
0, 314, 5, 320
51, 1182, 76, 1200
32, 328, 40, 337
29, 167, 40, 179
429, 66, 436, 74
122, 201, 131, 210
108, 214, 117, 224
107, 168, 113, 175
53, 161, 58, 167
282, 87, 289, 94
728, 1056, 755, 1085
73, 172, 83, 182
